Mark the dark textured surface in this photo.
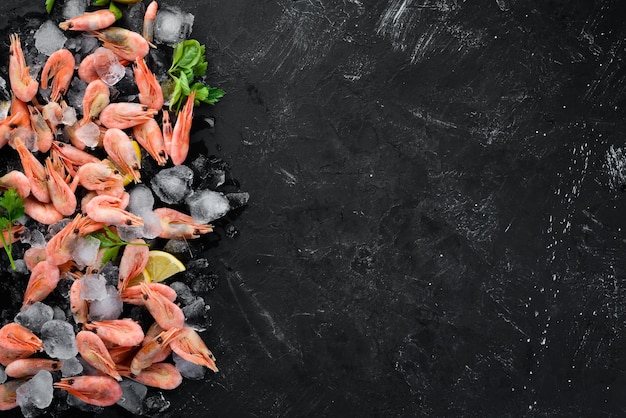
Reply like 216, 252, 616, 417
2, 0, 626, 416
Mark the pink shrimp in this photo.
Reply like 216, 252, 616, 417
8, 34, 37, 102
84, 194, 144, 227
59, 9, 116, 31
28, 106, 53, 153
91, 27, 150, 62
129, 327, 179, 375
69, 278, 88, 325
40, 49, 75, 102
45, 157, 78, 217
170, 90, 195, 165
133, 118, 168, 165
5, 358, 62, 378
54, 376, 123, 407
14, 136, 50, 204
76, 330, 122, 381
99, 102, 158, 130
81, 79, 110, 125
22, 260, 61, 310
0, 170, 30, 198
139, 282, 185, 330
83, 319, 145, 347
153, 207, 213, 239
23, 197, 64, 225
170, 326, 219, 372
117, 239, 149, 292
134, 57, 163, 111
102, 128, 142, 182
120, 282, 177, 306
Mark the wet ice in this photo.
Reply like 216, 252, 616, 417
62, 0, 87, 19
61, 356, 83, 377
0, 365, 6, 384
16, 370, 54, 410
80, 274, 107, 301
74, 122, 101, 148
34, 21, 67, 56
41, 320, 77, 359
151, 165, 194, 204
185, 189, 231, 223
93, 47, 125, 86
88, 285, 123, 321
15, 302, 54, 333
117, 379, 147, 415
72, 235, 101, 267
172, 352, 205, 380
154, 6, 195, 46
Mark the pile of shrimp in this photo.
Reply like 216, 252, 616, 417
0, 2, 220, 411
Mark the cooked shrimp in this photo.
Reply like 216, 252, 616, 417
142, 1, 158, 43
5, 358, 62, 378
120, 282, 177, 306
99, 102, 158, 130
134, 57, 163, 111
14, 136, 50, 203
22, 260, 61, 310
23, 197, 64, 225
0, 323, 43, 355
69, 278, 88, 325
76, 162, 124, 193
153, 207, 213, 239
45, 157, 78, 217
0, 170, 30, 198
23, 246, 46, 272
77, 53, 99, 83
170, 90, 195, 165
28, 106, 53, 153
133, 119, 168, 165
102, 128, 142, 182
54, 376, 123, 407
141, 322, 171, 363
92, 27, 150, 62
124, 362, 182, 390
81, 79, 110, 125
40, 49, 75, 102
8, 34, 37, 102
76, 330, 122, 381
129, 327, 179, 375
118, 239, 149, 291
139, 281, 185, 330
59, 9, 117, 31
84, 319, 145, 347
170, 326, 218, 372
84, 194, 144, 227
45, 213, 103, 265
0, 380, 24, 410
162, 110, 173, 156
51, 140, 101, 176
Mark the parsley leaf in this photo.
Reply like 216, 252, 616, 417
0, 189, 24, 270
89, 225, 149, 265
45, 0, 55, 14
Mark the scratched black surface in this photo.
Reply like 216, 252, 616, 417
1, 0, 626, 416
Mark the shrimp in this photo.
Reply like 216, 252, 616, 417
120, 282, 177, 306
91, 27, 150, 62
45, 213, 103, 265
129, 327, 179, 375
83, 319, 145, 347
99, 102, 158, 130
102, 128, 142, 182
8, 34, 37, 102
40, 49, 75, 102
76, 162, 124, 193
22, 260, 61, 310
23, 197, 64, 225
69, 279, 88, 325
45, 157, 78, 217
170, 90, 195, 166
77, 53, 99, 83
134, 57, 163, 111
84, 194, 144, 227
51, 140, 101, 176
170, 326, 218, 372
42, 101, 64, 134
142, 1, 158, 43
59, 9, 116, 31
0, 322, 43, 364
0, 170, 30, 198
139, 281, 185, 330
5, 358, 62, 378
118, 239, 149, 291
153, 207, 213, 239
141, 322, 171, 363
28, 106, 53, 153
133, 119, 168, 165
14, 136, 50, 204
23, 247, 46, 272
54, 376, 123, 407
0, 380, 24, 410
80, 79, 110, 125
123, 362, 182, 390
162, 110, 173, 156
75, 330, 122, 381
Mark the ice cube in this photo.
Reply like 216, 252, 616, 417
61, 356, 83, 377
20, 228, 46, 248
80, 274, 107, 301
67, 78, 88, 113
154, 6, 195, 46
0, 365, 6, 384
117, 380, 147, 415
182, 297, 210, 331
88, 285, 123, 321
172, 352, 205, 380
116, 225, 142, 243
93, 47, 125, 86
163, 239, 190, 254
15, 302, 54, 333
128, 184, 155, 214
72, 235, 101, 267
62, 106, 78, 126
62, 0, 87, 19
41, 320, 77, 359
151, 165, 194, 204
169, 281, 194, 305
34, 21, 68, 56
185, 190, 230, 223
226, 192, 250, 209
74, 122, 101, 148
16, 370, 53, 411
191, 155, 226, 190
53, 306, 67, 321
143, 393, 171, 414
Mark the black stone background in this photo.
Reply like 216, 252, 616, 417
2, 0, 626, 417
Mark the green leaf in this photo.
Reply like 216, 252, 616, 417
45, 0, 55, 14
205, 87, 225, 105
0, 189, 23, 221
109, 1, 123, 20
101, 246, 120, 265
92, 0, 110, 6
193, 61, 208, 77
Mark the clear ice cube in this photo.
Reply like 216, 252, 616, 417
34, 21, 68, 56
185, 189, 231, 224
41, 320, 78, 359
151, 165, 194, 204
154, 6, 195, 46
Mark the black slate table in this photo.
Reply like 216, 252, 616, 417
2, 0, 626, 417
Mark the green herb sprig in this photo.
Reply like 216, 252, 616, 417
45, 0, 55, 14
167, 39, 225, 112
89, 225, 149, 265
0, 189, 24, 270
